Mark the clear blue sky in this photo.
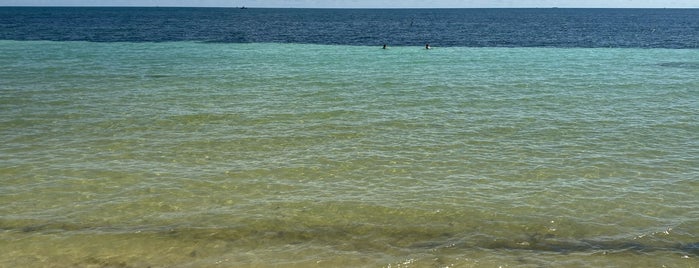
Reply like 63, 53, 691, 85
1, 0, 697, 8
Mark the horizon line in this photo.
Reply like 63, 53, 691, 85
1, 5, 698, 9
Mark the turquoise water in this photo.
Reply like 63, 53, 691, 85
1, 41, 698, 267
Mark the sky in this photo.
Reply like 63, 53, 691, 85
1, 0, 697, 8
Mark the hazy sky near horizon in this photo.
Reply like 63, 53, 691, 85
1, 0, 698, 8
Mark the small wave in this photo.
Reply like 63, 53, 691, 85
659, 62, 699, 69
4, 220, 698, 257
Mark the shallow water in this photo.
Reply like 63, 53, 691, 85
1, 41, 698, 267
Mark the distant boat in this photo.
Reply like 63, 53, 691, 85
239, 6, 247, 9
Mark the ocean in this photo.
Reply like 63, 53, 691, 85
1, 7, 698, 268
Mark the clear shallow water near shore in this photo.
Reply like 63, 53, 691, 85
1, 41, 698, 267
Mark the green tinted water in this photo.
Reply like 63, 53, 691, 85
1, 41, 698, 267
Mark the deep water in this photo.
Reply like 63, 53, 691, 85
1, 7, 698, 48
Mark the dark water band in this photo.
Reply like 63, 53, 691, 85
4, 220, 698, 257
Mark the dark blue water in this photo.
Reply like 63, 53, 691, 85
1, 7, 698, 48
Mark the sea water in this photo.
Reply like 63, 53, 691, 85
2, 7, 698, 48
1, 40, 698, 267
1, 7, 699, 268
